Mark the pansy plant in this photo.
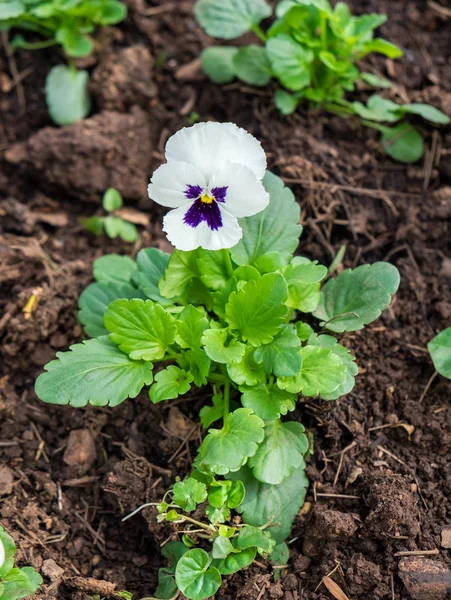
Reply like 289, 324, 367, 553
195, 0, 449, 163
36, 122, 400, 600
0, 526, 42, 600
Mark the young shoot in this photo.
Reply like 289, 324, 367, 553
81, 188, 139, 244
195, 0, 449, 163
35, 122, 400, 599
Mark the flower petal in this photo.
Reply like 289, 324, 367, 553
209, 162, 270, 218
148, 162, 206, 208
165, 122, 267, 181
163, 204, 242, 251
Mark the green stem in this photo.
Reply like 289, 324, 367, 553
13, 38, 59, 51
319, 12, 328, 49
286, 307, 295, 323
180, 515, 216, 534
223, 379, 230, 424
360, 119, 388, 133
223, 249, 234, 278
251, 23, 267, 42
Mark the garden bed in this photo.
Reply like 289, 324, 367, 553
0, 0, 450, 598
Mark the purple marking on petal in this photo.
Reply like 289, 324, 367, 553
185, 184, 203, 200
211, 186, 228, 203
184, 199, 223, 231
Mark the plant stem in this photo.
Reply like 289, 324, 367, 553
251, 24, 267, 42
223, 249, 234, 278
180, 515, 216, 534
286, 307, 295, 323
13, 38, 59, 50
320, 12, 328, 49
223, 379, 230, 424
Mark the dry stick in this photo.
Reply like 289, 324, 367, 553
394, 549, 440, 557
1, 31, 25, 113
376, 445, 407, 466
316, 493, 360, 499
333, 441, 357, 488
419, 371, 438, 403
168, 425, 198, 464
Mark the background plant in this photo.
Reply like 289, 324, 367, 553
81, 188, 139, 243
0, 0, 127, 125
35, 171, 400, 599
428, 327, 451, 382
195, 0, 449, 162
0, 526, 42, 600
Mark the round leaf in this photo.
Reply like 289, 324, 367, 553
45, 66, 90, 126
381, 122, 424, 163
195, 0, 272, 39
175, 549, 222, 600
428, 328, 451, 380
201, 47, 238, 83
233, 45, 272, 86
103, 188, 123, 212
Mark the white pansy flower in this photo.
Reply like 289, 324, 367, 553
148, 122, 269, 251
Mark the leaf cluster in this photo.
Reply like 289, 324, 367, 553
196, 0, 449, 162
0, 527, 42, 600
35, 171, 400, 599
81, 188, 139, 243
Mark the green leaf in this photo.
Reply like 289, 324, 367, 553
231, 171, 302, 266
103, 188, 123, 212
100, 0, 127, 24
176, 306, 210, 349
200, 391, 224, 428
296, 321, 314, 341
155, 567, 178, 599
196, 249, 232, 290
175, 549, 222, 600
225, 273, 288, 346
381, 122, 424, 163
283, 257, 327, 312
236, 526, 276, 554
307, 334, 358, 399
228, 465, 309, 544
270, 542, 289, 579
35, 337, 153, 407
233, 45, 272, 86
313, 262, 400, 332
202, 328, 246, 364
248, 420, 308, 484
278, 345, 346, 397
266, 35, 313, 91
159, 250, 199, 298
201, 47, 238, 83
1, 568, 38, 600
352, 94, 400, 123
254, 326, 302, 376
93, 254, 136, 284
0, 527, 16, 577
173, 478, 208, 512
428, 328, 451, 380
104, 298, 175, 361
253, 252, 287, 274
360, 38, 403, 58
78, 281, 145, 338
0, 1, 24, 19
162, 541, 189, 565
212, 546, 256, 575
18, 567, 42, 596
133, 248, 172, 305
183, 348, 211, 387
360, 72, 392, 89
196, 408, 264, 475
55, 26, 93, 57
45, 66, 90, 126
206, 503, 231, 524
400, 103, 450, 125
212, 537, 234, 559
240, 382, 296, 420
80, 215, 105, 236
275, 89, 298, 115
227, 346, 266, 386
194, 0, 272, 39
104, 216, 138, 243
149, 366, 193, 403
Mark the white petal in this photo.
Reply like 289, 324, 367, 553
165, 122, 267, 181
148, 162, 206, 208
209, 162, 270, 218
162, 204, 242, 251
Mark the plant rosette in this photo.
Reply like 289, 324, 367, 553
35, 121, 400, 600
195, 0, 449, 163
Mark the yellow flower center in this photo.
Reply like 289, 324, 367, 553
200, 193, 214, 204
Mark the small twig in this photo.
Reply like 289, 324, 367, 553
394, 549, 439, 557
316, 493, 360, 499
377, 445, 407, 466
419, 371, 438, 403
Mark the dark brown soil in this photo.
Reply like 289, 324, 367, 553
1, 1, 450, 599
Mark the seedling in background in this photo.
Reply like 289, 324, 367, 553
0, 0, 127, 125
0, 526, 42, 600
195, 0, 449, 163
427, 328, 451, 382
35, 123, 400, 599
81, 188, 139, 243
